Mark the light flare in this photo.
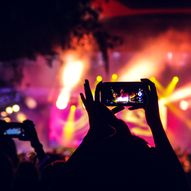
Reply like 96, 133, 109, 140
62, 105, 76, 146
163, 85, 191, 104
119, 59, 160, 81
62, 60, 84, 87
165, 76, 179, 96
56, 88, 70, 110
56, 51, 88, 110
111, 73, 118, 81
180, 100, 189, 111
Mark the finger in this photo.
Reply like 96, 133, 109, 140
95, 81, 102, 102
84, 79, 93, 102
141, 78, 158, 99
111, 106, 125, 114
80, 93, 87, 108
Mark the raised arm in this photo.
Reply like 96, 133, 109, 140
141, 78, 190, 190
22, 120, 46, 161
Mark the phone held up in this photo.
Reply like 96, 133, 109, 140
99, 82, 147, 107
0, 121, 26, 139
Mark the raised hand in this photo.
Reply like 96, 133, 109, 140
80, 79, 128, 140
141, 78, 161, 127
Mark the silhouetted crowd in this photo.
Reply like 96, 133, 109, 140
0, 79, 191, 191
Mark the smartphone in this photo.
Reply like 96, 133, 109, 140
100, 82, 147, 107
0, 122, 25, 138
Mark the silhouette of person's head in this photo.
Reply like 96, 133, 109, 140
0, 137, 19, 168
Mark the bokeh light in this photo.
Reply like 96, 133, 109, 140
6, 106, 13, 114
180, 100, 189, 111
12, 104, 20, 112
25, 97, 37, 109
17, 112, 27, 122
96, 75, 102, 82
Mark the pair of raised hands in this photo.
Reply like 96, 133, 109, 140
80, 78, 161, 139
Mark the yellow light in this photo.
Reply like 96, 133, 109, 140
17, 113, 27, 122
70, 105, 76, 112
4, 117, 11, 122
164, 86, 191, 103
150, 76, 156, 82
165, 76, 179, 96
150, 77, 164, 95
111, 73, 118, 81
6, 107, 13, 114
96, 75, 102, 82
62, 103, 76, 146
173, 76, 179, 83
12, 104, 20, 112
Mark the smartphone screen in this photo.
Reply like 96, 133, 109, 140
1, 122, 25, 138
3, 127, 22, 136
100, 82, 146, 106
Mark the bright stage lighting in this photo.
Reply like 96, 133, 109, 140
164, 86, 191, 104
70, 105, 76, 112
111, 73, 118, 81
56, 52, 86, 110
17, 112, 27, 122
56, 89, 70, 110
165, 76, 179, 95
62, 104, 76, 146
6, 106, 13, 114
150, 77, 165, 95
96, 75, 102, 82
180, 100, 189, 111
12, 104, 20, 112
62, 60, 84, 87
119, 55, 164, 81
25, 97, 37, 109
167, 52, 173, 60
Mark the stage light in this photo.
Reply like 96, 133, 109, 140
150, 77, 164, 95
119, 59, 158, 81
12, 104, 20, 112
180, 100, 189, 111
71, 105, 76, 112
25, 97, 37, 109
172, 76, 179, 83
111, 73, 118, 81
165, 76, 179, 96
62, 60, 84, 88
17, 112, 27, 122
5, 106, 13, 114
164, 86, 191, 103
56, 89, 70, 110
62, 103, 76, 146
57, 53, 85, 111
96, 75, 102, 82
167, 52, 173, 60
